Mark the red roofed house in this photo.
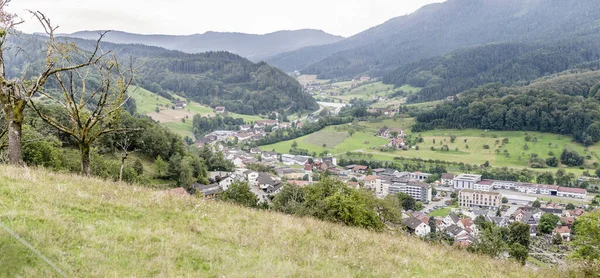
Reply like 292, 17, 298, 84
214, 106, 226, 113
553, 226, 571, 241
352, 165, 369, 174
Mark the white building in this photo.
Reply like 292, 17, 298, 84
557, 187, 587, 199
474, 180, 494, 192
409, 171, 432, 181
389, 179, 432, 203
403, 217, 431, 237
453, 174, 482, 190
441, 173, 456, 186
491, 180, 517, 190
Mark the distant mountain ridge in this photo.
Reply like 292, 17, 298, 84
267, 0, 600, 79
60, 29, 344, 61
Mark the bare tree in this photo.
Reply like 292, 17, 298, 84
0, 3, 105, 165
117, 135, 135, 182
29, 55, 134, 175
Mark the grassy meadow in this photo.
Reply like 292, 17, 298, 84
128, 86, 262, 138
260, 124, 389, 155
0, 166, 572, 277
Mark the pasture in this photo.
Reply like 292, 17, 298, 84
129, 86, 263, 138
260, 125, 389, 155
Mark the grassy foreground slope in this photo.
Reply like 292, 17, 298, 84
0, 166, 566, 277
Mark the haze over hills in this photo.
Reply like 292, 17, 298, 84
61, 29, 344, 61
267, 0, 600, 79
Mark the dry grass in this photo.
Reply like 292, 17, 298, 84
0, 166, 578, 277
147, 108, 196, 123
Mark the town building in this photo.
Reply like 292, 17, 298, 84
403, 217, 431, 237
409, 171, 431, 181
453, 174, 482, 190
557, 187, 587, 199
389, 179, 432, 203
458, 189, 501, 210
474, 180, 494, 191
441, 173, 456, 186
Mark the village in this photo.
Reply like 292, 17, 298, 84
182, 123, 591, 265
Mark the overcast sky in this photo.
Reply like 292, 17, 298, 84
8, 0, 444, 37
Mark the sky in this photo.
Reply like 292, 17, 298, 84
8, 0, 444, 37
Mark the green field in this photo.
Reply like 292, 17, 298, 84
261, 116, 599, 175
0, 166, 560, 277
428, 208, 452, 217
128, 86, 173, 114
397, 129, 590, 166
260, 125, 389, 155
129, 86, 263, 138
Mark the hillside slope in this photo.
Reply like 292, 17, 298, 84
0, 166, 566, 277
62, 29, 344, 61
5, 34, 318, 115
268, 0, 600, 78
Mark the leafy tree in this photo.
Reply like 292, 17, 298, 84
572, 211, 600, 262
153, 156, 168, 178
546, 156, 559, 167
502, 197, 508, 204
428, 217, 437, 233
415, 201, 424, 211
397, 192, 416, 211
272, 184, 306, 214
532, 200, 541, 208
468, 226, 505, 258
552, 232, 563, 245
566, 203, 576, 210
509, 243, 528, 265
560, 149, 584, 167
375, 195, 403, 225
450, 192, 457, 199
291, 141, 298, 149
508, 222, 531, 248
218, 182, 258, 208
539, 213, 560, 234
133, 159, 144, 176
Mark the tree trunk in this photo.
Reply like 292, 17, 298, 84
119, 152, 127, 182
81, 144, 91, 176
2, 98, 25, 166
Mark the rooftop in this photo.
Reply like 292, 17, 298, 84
558, 187, 587, 194
453, 174, 482, 182
460, 189, 501, 196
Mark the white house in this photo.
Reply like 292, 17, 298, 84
218, 176, 235, 191
403, 217, 431, 237
244, 170, 259, 186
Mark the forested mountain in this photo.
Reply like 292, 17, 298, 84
413, 81, 600, 145
268, 0, 600, 79
383, 38, 600, 103
61, 29, 344, 61
5, 34, 317, 115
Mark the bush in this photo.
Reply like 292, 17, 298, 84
560, 149, 584, 167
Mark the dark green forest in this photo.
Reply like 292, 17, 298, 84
5, 34, 318, 116
413, 83, 600, 145
383, 39, 600, 103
